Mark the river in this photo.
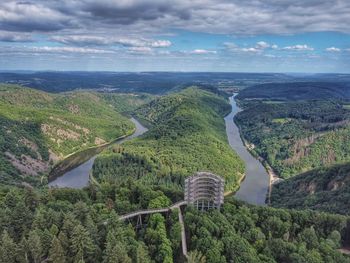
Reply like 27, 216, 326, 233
48, 117, 148, 188
225, 95, 269, 205
49, 97, 269, 204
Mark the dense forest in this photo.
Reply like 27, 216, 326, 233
235, 98, 350, 178
1, 183, 350, 263
271, 162, 350, 215
2, 82, 350, 262
93, 87, 245, 192
184, 198, 350, 263
236, 82, 350, 101
0, 84, 137, 185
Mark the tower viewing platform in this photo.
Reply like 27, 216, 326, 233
184, 172, 225, 210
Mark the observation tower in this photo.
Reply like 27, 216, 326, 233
184, 172, 225, 210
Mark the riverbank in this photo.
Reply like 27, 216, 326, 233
48, 118, 148, 188
233, 115, 283, 205
224, 172, 246, 197
48, 128, 136, 183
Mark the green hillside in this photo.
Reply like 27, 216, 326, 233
93, 87, 245, 191
271, 163, 350, 215
97, 92, 155, 114
1, 85, 349, 263
0, 84, 134, 185
235, 99, 350, 178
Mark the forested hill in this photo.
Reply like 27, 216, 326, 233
271, 162, 350, 215
236, 82, 350, 101
1, 85, 350, 263
93, 87, 245, 191
235, 99, 350, 178
1, 184, 349, 263
0, 84, 134, 186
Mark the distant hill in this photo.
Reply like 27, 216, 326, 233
0, 84, 134, 186
0, 71, 299, 94
237, 82, 350, 101
271, 162, 350, 215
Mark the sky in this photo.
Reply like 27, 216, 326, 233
0, 0, 350, 73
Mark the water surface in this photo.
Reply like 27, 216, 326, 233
225, 95, 269, 205
48, 118, 147, 188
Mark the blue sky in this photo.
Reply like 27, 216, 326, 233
0, 0, 350, 72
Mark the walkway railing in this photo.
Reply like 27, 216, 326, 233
118, 200, 186, 220
118, 200, 188, 258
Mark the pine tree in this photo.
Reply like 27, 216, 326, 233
62, 213, 79, 239
71, 224, 95, 263
23, 187, 39, 211
31, 208, 47, 230
50, 224, 59, 237
48, 236, 66, 263
104, 244, 131, 263
40, 228, 53, 257
135, 243, 151, 263
3, 190, 19, 209
58, 231, 70, 253
11, 201, 33, 240
28, 229, 43, 263
17, 237, 29, 263
103, 231, 117, 263
0, 230, 17, 263
187, 250, 206, 263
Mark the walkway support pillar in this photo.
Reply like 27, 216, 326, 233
178, 208, 188, 258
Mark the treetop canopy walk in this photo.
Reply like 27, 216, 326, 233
117, 172, 225, 259
118, 172, 225, 221
118, 200, 186, 220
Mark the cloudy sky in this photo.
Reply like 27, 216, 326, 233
0, 0, 350, 72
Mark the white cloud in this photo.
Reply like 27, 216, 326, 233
264, 54, 277, 58
282, 44, 314, 51
224, 42, 268, 53
326, 47, 341, 52
0, 31, 32, 42
223, 42, 238, 50
189, 49, 217, 54
271, 44, 278, 49
1, 0, 350, 36
32, 46, 115, 54
256, 41, 270, 49
150, 40, 172, 48
127, 46, 153, 54
241, 47, 260, 53
51, 35, 172, 48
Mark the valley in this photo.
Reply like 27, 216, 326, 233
1, 1, 350, 262
1, 76, 350, 263
235, 81, 350, 215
